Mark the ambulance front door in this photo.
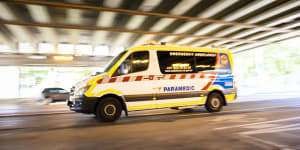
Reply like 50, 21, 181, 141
113, 51, 156, 111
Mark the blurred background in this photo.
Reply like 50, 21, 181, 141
0, 0, 299, 102
234, 37, 300, 97
1, 37, 299, 100
0, 1, 299, 149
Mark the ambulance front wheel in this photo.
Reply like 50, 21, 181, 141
96, 97, 122, 122
205, 92, 224, 112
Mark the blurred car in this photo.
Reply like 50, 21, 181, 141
41, 88, 69, 103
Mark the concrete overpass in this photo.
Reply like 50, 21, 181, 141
0, 0, 298, 67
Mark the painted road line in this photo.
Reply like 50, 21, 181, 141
0, 111, 73, 118
177, 104, 300, 118
223, 103, 300, 113
239, 134, 292, 150
230, 96, 300, 103
125, 103, 300, 122
241, 123, 300, 135
1, 101, 300, 118
215, 116, 300, 130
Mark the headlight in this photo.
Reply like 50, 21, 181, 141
77, 85, 91, 96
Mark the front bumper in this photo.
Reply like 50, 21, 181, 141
68, 95, 98, 114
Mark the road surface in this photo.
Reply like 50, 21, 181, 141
1, 98, 300, 150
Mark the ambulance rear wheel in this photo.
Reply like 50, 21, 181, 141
205, 92, 224, 112
96, 97, 122, 122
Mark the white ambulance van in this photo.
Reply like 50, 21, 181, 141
68, 43, 237, 122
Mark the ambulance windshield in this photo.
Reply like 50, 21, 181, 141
104, 50, 127, 72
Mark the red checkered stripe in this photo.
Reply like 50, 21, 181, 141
97, 73, 217, 84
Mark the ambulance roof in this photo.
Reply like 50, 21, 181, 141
129, 45, 231, 54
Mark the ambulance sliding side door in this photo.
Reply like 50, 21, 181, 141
154, 51, 217, 108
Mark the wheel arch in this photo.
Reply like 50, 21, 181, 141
207, 90, 227, 106
95, 94, 128, 116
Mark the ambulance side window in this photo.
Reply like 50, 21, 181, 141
157, 51, 195, 74
113, 51, 149, 76
195, 53, 217, 72
116, 56, 131, 76
215, 53, 232, 73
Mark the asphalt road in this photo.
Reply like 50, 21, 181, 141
1, 98, 300, 150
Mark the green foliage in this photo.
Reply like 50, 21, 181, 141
20, 68, 49, 78
263, 43, 300, 76
35, 76, 43, 85
234, 37, 300, 80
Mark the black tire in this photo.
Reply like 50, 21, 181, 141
96, 97, 122, 122
205, 92, 224, 112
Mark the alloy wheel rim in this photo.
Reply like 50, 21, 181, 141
104, 104, 116, 116
211, 98, 220, 108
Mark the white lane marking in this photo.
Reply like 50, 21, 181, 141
210, 103, 300, 150
170, 103, 300, 118
245, 124, 279, 129
241, 123, 300, 135
222, 104, 300, 113
211, 114, 266, 123
128, 103, 300, 121
240, 134, 293, 150
211, 114, 247, 122
215, 116, 300, 130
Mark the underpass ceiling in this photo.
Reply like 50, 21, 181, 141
0, 0, 299, 66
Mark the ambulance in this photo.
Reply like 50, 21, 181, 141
68, 42, 237, 122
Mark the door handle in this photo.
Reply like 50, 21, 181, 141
143, 75, 154, 80
157, 76, 164, 79
143, 76, 164, 80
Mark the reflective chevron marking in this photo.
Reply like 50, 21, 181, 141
97, 73, 217, 84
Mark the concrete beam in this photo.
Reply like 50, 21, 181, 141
0, 31, 15, 51
92, 0, 122, 53
67, 9, 82, 46
0, 2, 34, 51
227, 13, 300, 49
179, 0, 275, 46
160, 0, 239, 43
27, 5, 57, 43
0, 52, 113, 67
113, 0, 161, 48
231, 32, 300, 53
196, 0, 300, 47
132, 0, 201, 46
